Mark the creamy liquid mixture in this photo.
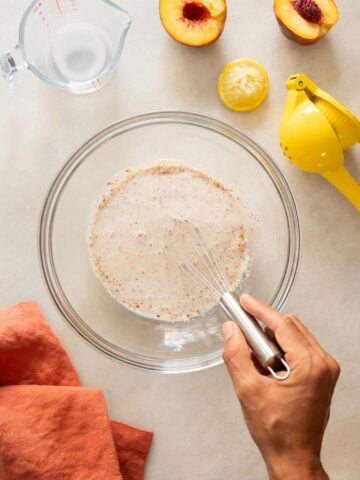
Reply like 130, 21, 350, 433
88, 163, 250, 321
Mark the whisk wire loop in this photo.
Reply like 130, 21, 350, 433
179, 220, 234, 294
173, 249, 222, 300
186, 226, 228, 296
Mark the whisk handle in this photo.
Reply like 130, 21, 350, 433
220, 292, 290, 380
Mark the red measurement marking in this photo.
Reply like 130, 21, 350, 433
55, 0, 63, 15
43, 5, 60, 18
49, 0, 78, 14
90, 79, 102, 91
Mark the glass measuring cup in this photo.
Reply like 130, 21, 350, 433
0, 0, 131, 93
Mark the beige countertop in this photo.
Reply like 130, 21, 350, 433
0, 1, 359, 478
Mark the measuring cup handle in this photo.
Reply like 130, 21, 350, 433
0, 45, 28, 86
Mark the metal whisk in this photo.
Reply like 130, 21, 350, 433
168, 220, 291, 381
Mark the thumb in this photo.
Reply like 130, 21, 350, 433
222, 321, 261, 388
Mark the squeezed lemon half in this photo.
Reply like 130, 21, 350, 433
217, 58, 269, 112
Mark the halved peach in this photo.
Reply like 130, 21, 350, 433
274, 0, 338, 45
159, 0, 227, 47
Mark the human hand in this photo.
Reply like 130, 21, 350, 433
222, 294, 340, 480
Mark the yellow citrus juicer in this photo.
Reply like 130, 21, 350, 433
279, 73, 360, 212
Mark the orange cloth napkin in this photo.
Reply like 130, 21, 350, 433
0, 301, 153, 480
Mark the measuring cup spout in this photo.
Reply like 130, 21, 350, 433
0, 45, 27, 86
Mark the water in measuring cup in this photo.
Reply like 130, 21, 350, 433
49, 21, 113, 84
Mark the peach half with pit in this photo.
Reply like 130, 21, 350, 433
159, 0, 227, 47
274, 0, 338, 45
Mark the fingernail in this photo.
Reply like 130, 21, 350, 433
240, 293, 256, 305
241, 293, 254, 301
222, 322, 234, 340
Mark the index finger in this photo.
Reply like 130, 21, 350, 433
240, 294, 283, 330
222, 321, 264, 395
240, 294, 310, 358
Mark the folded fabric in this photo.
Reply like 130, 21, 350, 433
0, 301, 153, 480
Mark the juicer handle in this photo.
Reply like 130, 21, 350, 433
0, 45, 28, 86
220, 292, 291, 380
321, 166, 360, 212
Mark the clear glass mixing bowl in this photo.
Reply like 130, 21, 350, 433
39, 112, 301, 373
